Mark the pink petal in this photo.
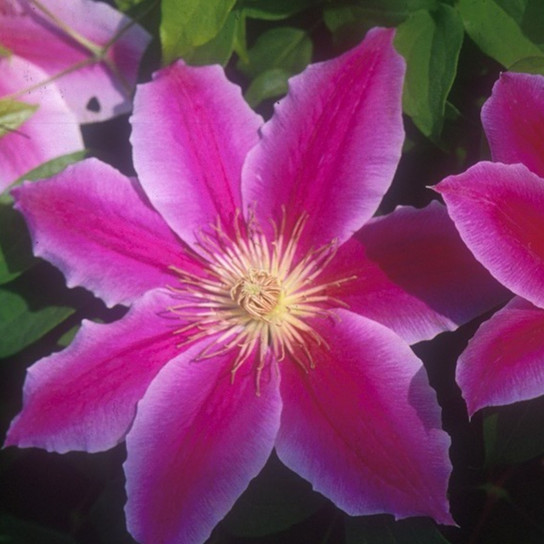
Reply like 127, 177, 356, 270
1, 0, 151, 122
457, 297, 544, 415
482, 72, 544, 177
436, 161, 544, 309
124, 340, 281, 544
320, 202, 508, 344
242, 27, 405, 249
5, 289, 185, 453
13, 158, 201, 307
275, 310, 453, 524
131, 61, 262, 248
0, 55, 83, 192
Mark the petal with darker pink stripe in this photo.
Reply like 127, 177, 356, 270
242, 27, 405, 250
124, 340, 281, 544
437, 161, 544, 309
482, 72, 544, 178
131, 61, 262, 249
5, 289, 184, 453
13, 158, 201, 308
457, 297, 544, 415
276, 310, 453, 525
319, 201, 508, 344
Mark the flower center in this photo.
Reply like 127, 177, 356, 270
231, 269, 281, 320
167, 209, 354, 393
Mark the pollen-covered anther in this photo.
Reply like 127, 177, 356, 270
230, 268, 282, 320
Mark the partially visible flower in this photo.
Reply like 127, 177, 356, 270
436, 72, 544, 415
0, 0, 151, 123
5, 29, 505, 544
0, 55, 83, 191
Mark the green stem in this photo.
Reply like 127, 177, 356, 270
6, 0, 160, 105
29, 0, 102, 58
3, 58, 94, 102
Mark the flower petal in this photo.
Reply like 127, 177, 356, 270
13, 158, 200, 307
5, 289, 184, 453
0, 0, 151, 122
124, 341, 281, 544
457, 297, 544, 415
275, 310, 453, 524
321, 201, 509, 344
436, 161, 544, 309
242, 27, 405, 249
131, 61, 262, 248
0, 55, 83, 192
482, 72, 544, 177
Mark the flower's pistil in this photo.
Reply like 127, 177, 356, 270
168, 209, 354, 393
231, 269, 281, 320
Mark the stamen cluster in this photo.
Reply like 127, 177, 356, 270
168, 209, 353, 392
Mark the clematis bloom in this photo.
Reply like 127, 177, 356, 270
436, 72, 544, 415
6, 29, 506, 544
0, 0, 151, 123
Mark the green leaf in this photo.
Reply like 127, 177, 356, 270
0, 98, 38, 138
0, 514, 77, 544
457, 0, 544, 68
483, 395, 544, 466
0, 204, 35, 285
238, 0, 317, 20
56, 323, 81, 348
233, 9, 249, 64
0, 272, 75, 358
495, 0, 528, 23
521, 0, 544, 47
323, 0, 438, 32
395, 4, 464, 141
223, 453, 326, 537
0, 150, 86, 202
244, 68, 290, 108
185, 9, 239, 66
324, 1, 439, 51
89, 476, 136, 544
237, 27, 312, 80
160, 0, 236, 64
345, 515, 450, 544
113, 0, 146, 10
509, 55, 544, 73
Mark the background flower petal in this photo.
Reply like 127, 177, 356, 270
0, 55, 83, 192
124, 341, 281, 544
131, 61, 263, 249
275, 309, 453, 524
437, 161, 544, 309
482, 72, 544, 177
457, 297, 544, 415
321, 201, 509, 344
242, 27, 405, 249
4, 289, 184, 453
13, 158, 200, 308
0, 0, 151, 122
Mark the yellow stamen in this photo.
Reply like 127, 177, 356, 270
167, 208, 355, 393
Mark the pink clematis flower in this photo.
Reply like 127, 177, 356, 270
436, 72, 544, 415
0, 0, 151, 123
0, 55, 83, 192
5, 29, 506, 543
